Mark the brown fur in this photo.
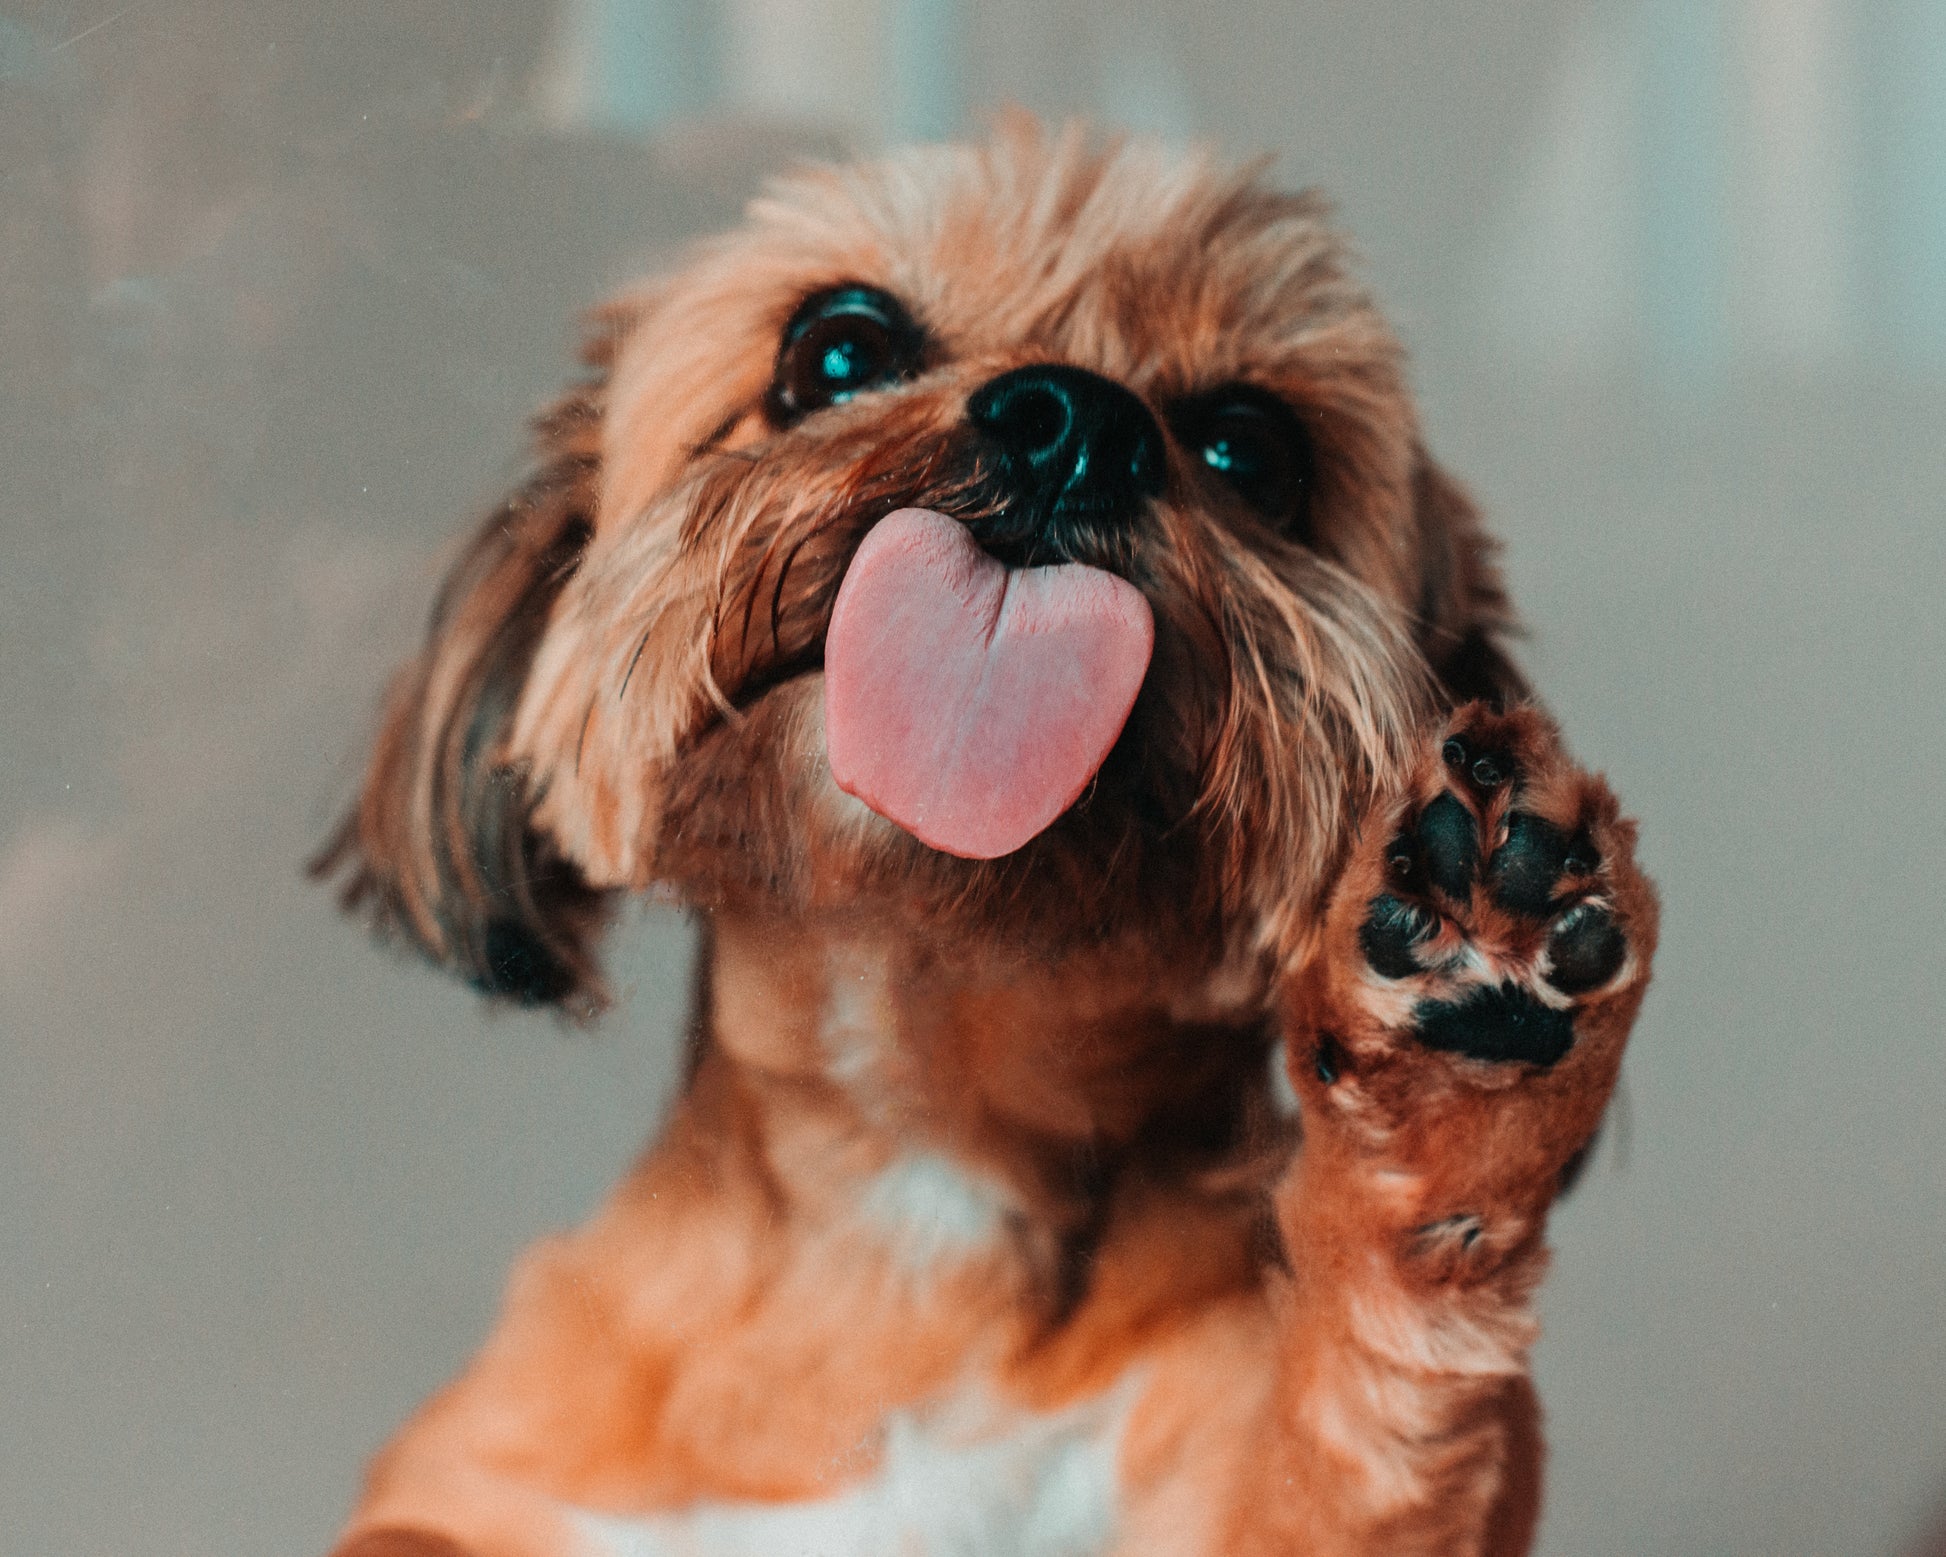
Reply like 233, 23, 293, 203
318, 118, 1652, 1557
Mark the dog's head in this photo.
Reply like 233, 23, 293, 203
317, 120, 1520, 1014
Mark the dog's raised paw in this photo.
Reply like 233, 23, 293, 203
1357, 704, 1647, 1064
1285, 703, 1659, 1228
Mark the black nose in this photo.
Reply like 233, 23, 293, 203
968, 365, 1166, 519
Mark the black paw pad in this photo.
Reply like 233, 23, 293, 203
1488, 812, 1596, 915
1415, 793, 1479, 899
1360, 894, 1438, 978
1442, 731, 1516, 792
1544, 903, 1627, 994
1413, 983, 1576, 1067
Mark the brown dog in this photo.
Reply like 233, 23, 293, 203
316, 118, 1656, 1557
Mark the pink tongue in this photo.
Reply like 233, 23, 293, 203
823, 508, 1154, 860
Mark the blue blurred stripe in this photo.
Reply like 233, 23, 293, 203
1634, 0, 1731, 385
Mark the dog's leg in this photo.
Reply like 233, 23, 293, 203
1226, 703, 1657, 1557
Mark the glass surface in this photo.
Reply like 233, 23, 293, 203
3, 3, 1942, 1553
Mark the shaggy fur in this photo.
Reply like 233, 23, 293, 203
317, 119, 1654, 1557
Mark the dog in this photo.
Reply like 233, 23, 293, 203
315, 117, 1657, 1557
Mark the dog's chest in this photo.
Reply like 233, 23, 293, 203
569, 1386, 1129, 1557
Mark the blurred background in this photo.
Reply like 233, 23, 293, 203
3, 1, 1944, 1552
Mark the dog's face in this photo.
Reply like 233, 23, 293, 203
320, 122, 1519, 1011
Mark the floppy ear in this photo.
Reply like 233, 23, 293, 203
1410, 446, 1530, 709
312, 321, 627, 1015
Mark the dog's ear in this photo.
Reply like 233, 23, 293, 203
311, 323, 627, 1015
1410, 446, 1529, 709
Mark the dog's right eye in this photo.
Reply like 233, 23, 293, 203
1170, 385, 1317, 539
767, 285, 924, 425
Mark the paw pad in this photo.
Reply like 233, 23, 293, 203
1359, 894, 1437, 979
1346, 710, 1637, 1070
1412, 792, 1480, 899
1414, 983, 1576, 1067
1441, 730, 1515, 793
1544, 902, 1626, 995
1487, 813, 1599, 916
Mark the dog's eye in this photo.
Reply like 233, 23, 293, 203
1172, 387, 1316, 534
768, 285, 924, 424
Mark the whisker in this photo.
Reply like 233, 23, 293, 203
618, 616, 656, 701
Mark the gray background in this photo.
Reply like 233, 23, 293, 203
3, 2, 1943, 1553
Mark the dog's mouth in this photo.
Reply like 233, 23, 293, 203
821, 507, 1155, 860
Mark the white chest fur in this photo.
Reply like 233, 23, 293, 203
570, 1385, 1130, 1557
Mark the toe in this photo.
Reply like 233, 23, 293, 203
1543, 903, 1627, 994
1487, 812, 1598, 915
1415, 792, 1480, 899
1442, 729, 1517, 795
1360, 893, 1439, 978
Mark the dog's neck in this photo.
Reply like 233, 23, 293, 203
688, 905, 1275, 1282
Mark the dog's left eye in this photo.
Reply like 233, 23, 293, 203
1171, 387, 1317, 535
768, 285, 924, 424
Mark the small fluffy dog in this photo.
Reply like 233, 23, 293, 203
317, 119, 1656, 1557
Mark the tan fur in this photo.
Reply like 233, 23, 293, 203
319, 117, 1653, 1557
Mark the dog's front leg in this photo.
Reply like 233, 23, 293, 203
1225, 704, 1657, 1557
